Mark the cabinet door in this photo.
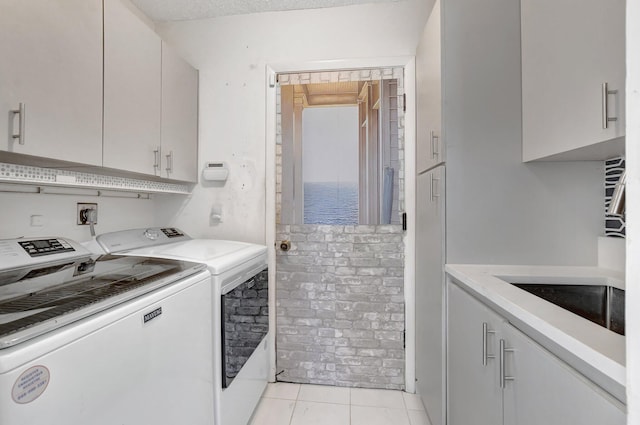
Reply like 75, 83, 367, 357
415, 165, 445, 425
103, 0, 161, 176
521, 0, 625, 161
416, 0, 442, 173
447, 282, 503, 425
161, 42, 198, 182
0, 0, 102, 165
502, 322, 625, 425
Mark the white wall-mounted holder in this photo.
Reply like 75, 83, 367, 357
202, 162, 229, 181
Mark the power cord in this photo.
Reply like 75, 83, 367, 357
80, 208, 98, 237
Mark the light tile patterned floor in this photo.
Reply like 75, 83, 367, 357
250, 383, 433, 425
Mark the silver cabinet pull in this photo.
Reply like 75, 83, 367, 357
11, 103, 25, 145
499, 339, 515, 388
153, 147, 161, 172
430, 130, 440, 160
430, 173, 440, 202
602, 82, 618, 129
165, 151, 173, 174
482, 322, 496, 366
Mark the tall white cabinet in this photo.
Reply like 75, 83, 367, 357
103, 0, 162, 176
415, 165, 445, 424
415, 2, 445, 425
521, 0, 625, 161
0, 0, 103, 166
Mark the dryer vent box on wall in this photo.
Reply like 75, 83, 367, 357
202, 162, 229, 181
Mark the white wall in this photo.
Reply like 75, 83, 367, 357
154, 0, 431, 243
442, 0, 604, 265
0, 192, 158, 243
626, 0, 639, 421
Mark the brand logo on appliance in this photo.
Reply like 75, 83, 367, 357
143, 307, 162, 324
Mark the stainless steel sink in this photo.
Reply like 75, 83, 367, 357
511, 283, 625, 336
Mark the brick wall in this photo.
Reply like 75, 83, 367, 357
275, 224, 405, 390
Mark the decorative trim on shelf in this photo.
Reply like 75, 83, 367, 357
0, 162, 191, 195
604, 156, 625, 238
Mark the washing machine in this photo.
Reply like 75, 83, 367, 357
0, 236, 214, 425
86, 227, 269, 425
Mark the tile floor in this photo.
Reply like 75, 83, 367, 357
249, 383, 433, 425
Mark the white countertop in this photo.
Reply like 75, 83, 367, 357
445, 264, 625, 403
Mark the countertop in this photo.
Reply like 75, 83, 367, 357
445, 264, 625, 403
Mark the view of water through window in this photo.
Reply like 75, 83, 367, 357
302, 106, 359, 225
304, 181, 358, 225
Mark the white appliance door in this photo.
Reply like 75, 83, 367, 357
0, 272, 214, 425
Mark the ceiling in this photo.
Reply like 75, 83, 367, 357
294, 82, 361, 107
130, 0, 400, 22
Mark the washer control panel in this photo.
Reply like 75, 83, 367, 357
18, 239, 75, 257
96, 227, 192, 254
0, 237, 90, 272
161, 228, 185, 238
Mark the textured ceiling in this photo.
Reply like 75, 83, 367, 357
130, 0, 400, 22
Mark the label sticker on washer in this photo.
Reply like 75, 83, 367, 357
12, 365, 50, 404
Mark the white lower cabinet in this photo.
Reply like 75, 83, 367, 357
502, 322, 625, 425
447, 282, 503, 425
447, 281, 625, 425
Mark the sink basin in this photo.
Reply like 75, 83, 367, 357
511, 283, 625, 336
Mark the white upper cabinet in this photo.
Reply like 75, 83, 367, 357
521, 0, 625, 161
416, 0, 442, 172
0, 0, 103, 165
161, 42, 199, 182
103, 0, 162, 176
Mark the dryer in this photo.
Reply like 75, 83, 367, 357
87, 227, 269, 425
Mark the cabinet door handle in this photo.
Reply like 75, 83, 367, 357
430, 173, 440, 202
166, 151, 173, 174
499, 339, 515, 388
482, 322, 496, 366
153, 147, 161, 172
602, 82, 618, 129
430, 130, 440, 160
11, 103, 26, 145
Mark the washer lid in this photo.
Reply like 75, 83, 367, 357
121, 240, 267, 276
0, 255, 206, 349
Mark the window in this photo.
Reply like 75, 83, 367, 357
302, 107, 359, 224
277, 73, 403, 225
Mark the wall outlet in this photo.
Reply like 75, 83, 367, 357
30, 215, 44, 227
77, 203, 98, 225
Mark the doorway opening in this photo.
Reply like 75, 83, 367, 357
274, 67, 407, 390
